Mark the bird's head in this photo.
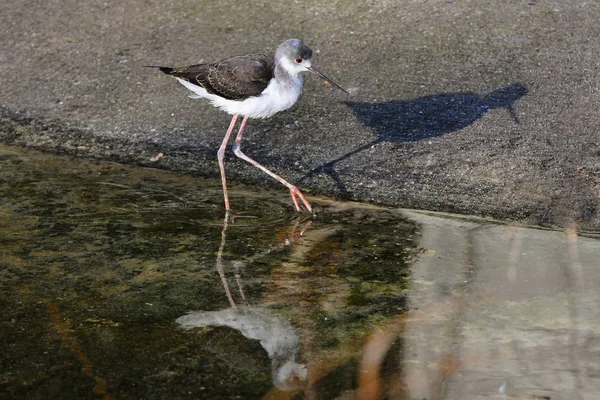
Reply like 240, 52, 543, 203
276, 39, 314, 75
276, 39, 349, 94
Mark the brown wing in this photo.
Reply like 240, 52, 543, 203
164, 53, 274, 100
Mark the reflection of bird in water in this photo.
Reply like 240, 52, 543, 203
176, 215, 311, 391
177, 307, 307, 390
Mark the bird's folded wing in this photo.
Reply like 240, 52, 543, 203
170, 53, 275, 100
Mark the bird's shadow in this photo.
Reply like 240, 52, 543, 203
303, 83, 528, 196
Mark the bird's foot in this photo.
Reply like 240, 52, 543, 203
289, 186, 313, 214
287, 219, 313, 243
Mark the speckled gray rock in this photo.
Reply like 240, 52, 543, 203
1, 0, 598, 230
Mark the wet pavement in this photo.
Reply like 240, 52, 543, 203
2, 1, 599, 230
1, 145, 599, 399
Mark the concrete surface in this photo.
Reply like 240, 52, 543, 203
1, 0, 599, 230
400, 210, 600, 399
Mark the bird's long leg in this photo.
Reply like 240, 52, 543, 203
232, 116, 313, 213
218, 115, 239, 213
216, 212, 236, 309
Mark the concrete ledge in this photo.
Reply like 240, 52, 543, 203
1, 1, 598, 230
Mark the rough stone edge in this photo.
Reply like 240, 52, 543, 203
1, 106, 599, 234
0, 106, 215, 175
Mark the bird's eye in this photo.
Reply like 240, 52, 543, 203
295, 58, 303, 63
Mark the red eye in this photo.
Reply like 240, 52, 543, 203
295, 58, 303, 63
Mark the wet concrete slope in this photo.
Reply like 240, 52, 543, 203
1, 1, 599, 230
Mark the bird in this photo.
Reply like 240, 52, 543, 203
176, 307, 307, 390
175, 213, 312, 390
146, 39, 348, 215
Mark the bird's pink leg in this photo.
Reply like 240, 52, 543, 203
232, 116, 313, 213
218, 115, 239, 213
216, 212, 237, 308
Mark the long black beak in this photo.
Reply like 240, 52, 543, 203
307, 66, 349, 95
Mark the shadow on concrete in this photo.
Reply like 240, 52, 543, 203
305, 83, 528, 196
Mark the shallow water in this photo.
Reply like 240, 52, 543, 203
1, 145, 599, 400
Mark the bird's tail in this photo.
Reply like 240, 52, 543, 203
143, 65, 174, 75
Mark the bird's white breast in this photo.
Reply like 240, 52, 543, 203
176, 75, 303, 119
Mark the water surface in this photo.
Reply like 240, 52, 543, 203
1, 145, 599, 399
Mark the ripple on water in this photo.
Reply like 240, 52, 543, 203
0, 144, 418, 400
